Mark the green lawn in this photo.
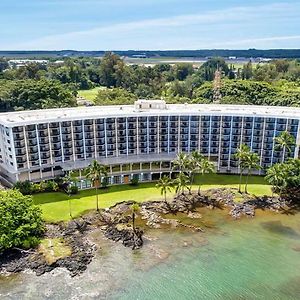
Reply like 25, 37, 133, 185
77, 87, 103, 102
33, 174, 271, 223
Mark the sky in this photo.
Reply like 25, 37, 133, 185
1, 0, 300, 50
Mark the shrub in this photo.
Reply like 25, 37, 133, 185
70, 186, 79, 195
130, 176, 139, 186
101, 177, 109, 189
0, 190, 44, 252
14, 180, 32, 195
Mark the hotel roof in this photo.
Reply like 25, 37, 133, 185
1, 101, 300, 127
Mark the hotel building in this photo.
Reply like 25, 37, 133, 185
0, 100, 299, 188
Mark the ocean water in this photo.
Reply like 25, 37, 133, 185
0, 208, 300, 300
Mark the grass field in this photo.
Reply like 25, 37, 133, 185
77, 87, 103, 102
33, 174, 271, 223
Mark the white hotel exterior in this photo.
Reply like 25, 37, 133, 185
0, 100, 299, 187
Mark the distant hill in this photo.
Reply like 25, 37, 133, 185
1, 49, 300, 59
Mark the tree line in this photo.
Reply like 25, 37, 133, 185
1, 53, 300, 111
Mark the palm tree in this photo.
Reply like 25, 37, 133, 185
156, 175, 173, 203
174, 172, 190, 196
189, 151, 204, 191
131, 203, 140, 233
63, 171, 78, 219
197, 158, 215, 195
244, 152, 260, 194
265, 164, 287, 198
86, 160, 107, 212
172, 152, 190, 174
234, 144, 251, 193
274, 131, 296, 162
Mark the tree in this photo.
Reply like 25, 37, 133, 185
174, 172, 191, 196
274, 131, 296, 162
189, 151, 204, 191
265, 164, 287, 198
0, 190, 44, 252
196, 157, 215, 195
63, 171, 78, 219
265, 159, 300, 202
172, 152, 190, 173
243, 152, 261, 194
86, 160, 108, 211
156, 175, 174, 203
94, 88, 137, 106
131, 203, 140, 233
234, 144, 252, 193
0, 79, 76, 112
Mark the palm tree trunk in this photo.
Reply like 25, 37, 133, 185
282, 146, 286, 163
96, 186, 99, 211
164, 191, 167, 203
238, 170, 243, 193
245, 168, 251, 194
68, 196, 72, 219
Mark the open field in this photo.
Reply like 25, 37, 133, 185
33, 174, 271, 222
77, 87, 103, 102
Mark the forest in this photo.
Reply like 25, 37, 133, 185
0, 53, 300, 111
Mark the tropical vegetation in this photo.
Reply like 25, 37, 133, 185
0, 190, 44, 252
1, 53, 300, 111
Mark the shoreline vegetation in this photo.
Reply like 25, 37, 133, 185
0, 183, 293, 278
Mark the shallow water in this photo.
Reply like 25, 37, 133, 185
1, 208, 300, 300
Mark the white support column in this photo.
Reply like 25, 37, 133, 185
227, 117, 234, 170
47, 123, 54, 165
35, 125, 42, 167
70, 122, 76, 162
188, 115, 191, 153
157, 116, 160, 154
147, 116, 150, 154
259, 118, 267, 174
271, 118, 278, 165
217, 116, 223, 171
238, 117, 244, 173
126, 118, 129, 156
59, 123, 65, 163
208, 116, 212, 159
8, 128, 18, 172
178, 116, 181, 153
282, 119, 289, 162
250, 117, 255, 151
104, 119, 108, 158
167, 116, 170, 154
23, 126, 30, 170
93, 119, 97, 159
198, 116, 202, 152
82, 120, 87, 160
295, 120, 300, 159
115, 118, 119, 157
136, 117, 139, 155
240, 116, 244, 147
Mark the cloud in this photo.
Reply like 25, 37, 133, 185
5, 2, 300, 50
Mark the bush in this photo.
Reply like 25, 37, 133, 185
70, 185, 79, 195
0, 190, 44, 252
101, 177, 109, 189
130, 176, 139, 186
14, 180, 32, 195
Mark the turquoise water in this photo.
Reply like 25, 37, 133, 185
1, 209, 300, 299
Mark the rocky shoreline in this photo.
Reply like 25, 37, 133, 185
0, 188, 287, 277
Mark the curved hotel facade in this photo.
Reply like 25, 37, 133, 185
0, 100, 299, 187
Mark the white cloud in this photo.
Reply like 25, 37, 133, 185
5, 2, 300, 50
